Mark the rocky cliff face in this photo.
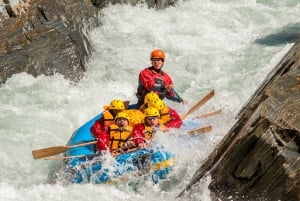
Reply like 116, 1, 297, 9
0, 0, 177, 84
178, 40, 300, 200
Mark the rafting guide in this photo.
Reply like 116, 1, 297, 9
136, 49, 184, 107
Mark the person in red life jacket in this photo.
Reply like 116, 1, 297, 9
142, 92, 182, 128
96, 112, 134, 154
136, 49, 183, 107
131, 107, 168, 148
90, 99, 125, 139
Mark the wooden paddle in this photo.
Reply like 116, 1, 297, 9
43, 147, 139, 160
193, 109, 222, 119
41, 125, 212, 161
181, 90, 215, 120
186, 125, 212, 135
32, 141, 97, 160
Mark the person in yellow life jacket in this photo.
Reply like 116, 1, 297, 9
131, 107, 168, 148
142, 92, 183, 128
90, 99, 125, 139
96, 112, 134, 153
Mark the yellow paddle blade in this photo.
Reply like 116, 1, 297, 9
32, 146, 69, 159
32, 141, 97, 160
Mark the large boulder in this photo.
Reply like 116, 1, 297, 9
178, 40, 300, 200
0, 0, 101, 84
0, 0, 177, 84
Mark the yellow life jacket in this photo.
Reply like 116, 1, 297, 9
144, 124, 168, 140
159, 106, 171, 125
108, 124, 132, 150
144, 126, 154, 140
124, 109, 145, 127
102, 111, 115, 127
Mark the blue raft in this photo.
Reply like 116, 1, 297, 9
64, 105, 176, 184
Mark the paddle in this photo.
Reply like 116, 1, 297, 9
36, 124, 212, 161
186, 125, 212, 135
181, 89, 215, 120
173, 90, 184, 104
43, 147, 139, 160
193, 109, 222, 119
32, 141, 97, 160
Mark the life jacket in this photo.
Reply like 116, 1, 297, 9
143, 124, 168, 140
159, 106, 171, 125
108, 124, 132, 150
102, 111, 115, 127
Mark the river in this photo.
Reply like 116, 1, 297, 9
0, 0, 299, 200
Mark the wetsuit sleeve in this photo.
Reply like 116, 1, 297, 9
90, 118, 103, 139
139, 69, 155, 91
96, 127, 110, 151
131, 124, 146, 145
165, 108, 183, 128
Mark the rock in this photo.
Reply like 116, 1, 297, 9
0, 0, 100, 84
178, 40, 300, 200
0, 0, 177, 84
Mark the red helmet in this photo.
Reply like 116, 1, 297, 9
150, 49, 165, 61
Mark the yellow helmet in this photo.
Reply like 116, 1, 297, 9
124, 110, 144, 126
147, 98, 164, 111
144, 91, 160, 104
144, 107, 160, 118
109, 99, 125, 110
115, 112, 130, 122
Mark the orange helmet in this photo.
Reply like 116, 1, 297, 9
150, 49, 165, 61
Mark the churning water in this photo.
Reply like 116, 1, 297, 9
0, 0, 299, 200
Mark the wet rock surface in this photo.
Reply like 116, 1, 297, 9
179, 40, 300, 200
0, 0, 101, 84
0, 0, 176, 84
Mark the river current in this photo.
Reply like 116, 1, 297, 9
0, 0, 300, 200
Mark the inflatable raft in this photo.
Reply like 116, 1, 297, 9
64, 105, 176, 184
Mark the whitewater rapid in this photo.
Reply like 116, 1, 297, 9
1, 1, 299, 200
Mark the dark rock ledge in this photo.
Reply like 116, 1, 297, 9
178, 40, 300, 201
0, 0, 177, 84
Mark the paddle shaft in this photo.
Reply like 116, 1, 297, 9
181, 90, 215, 120
186, 125, 212, 135
194, 109, 222, 119
44, 147, 139, 160
32, 141, 97, 159
173, 90, 184, 103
